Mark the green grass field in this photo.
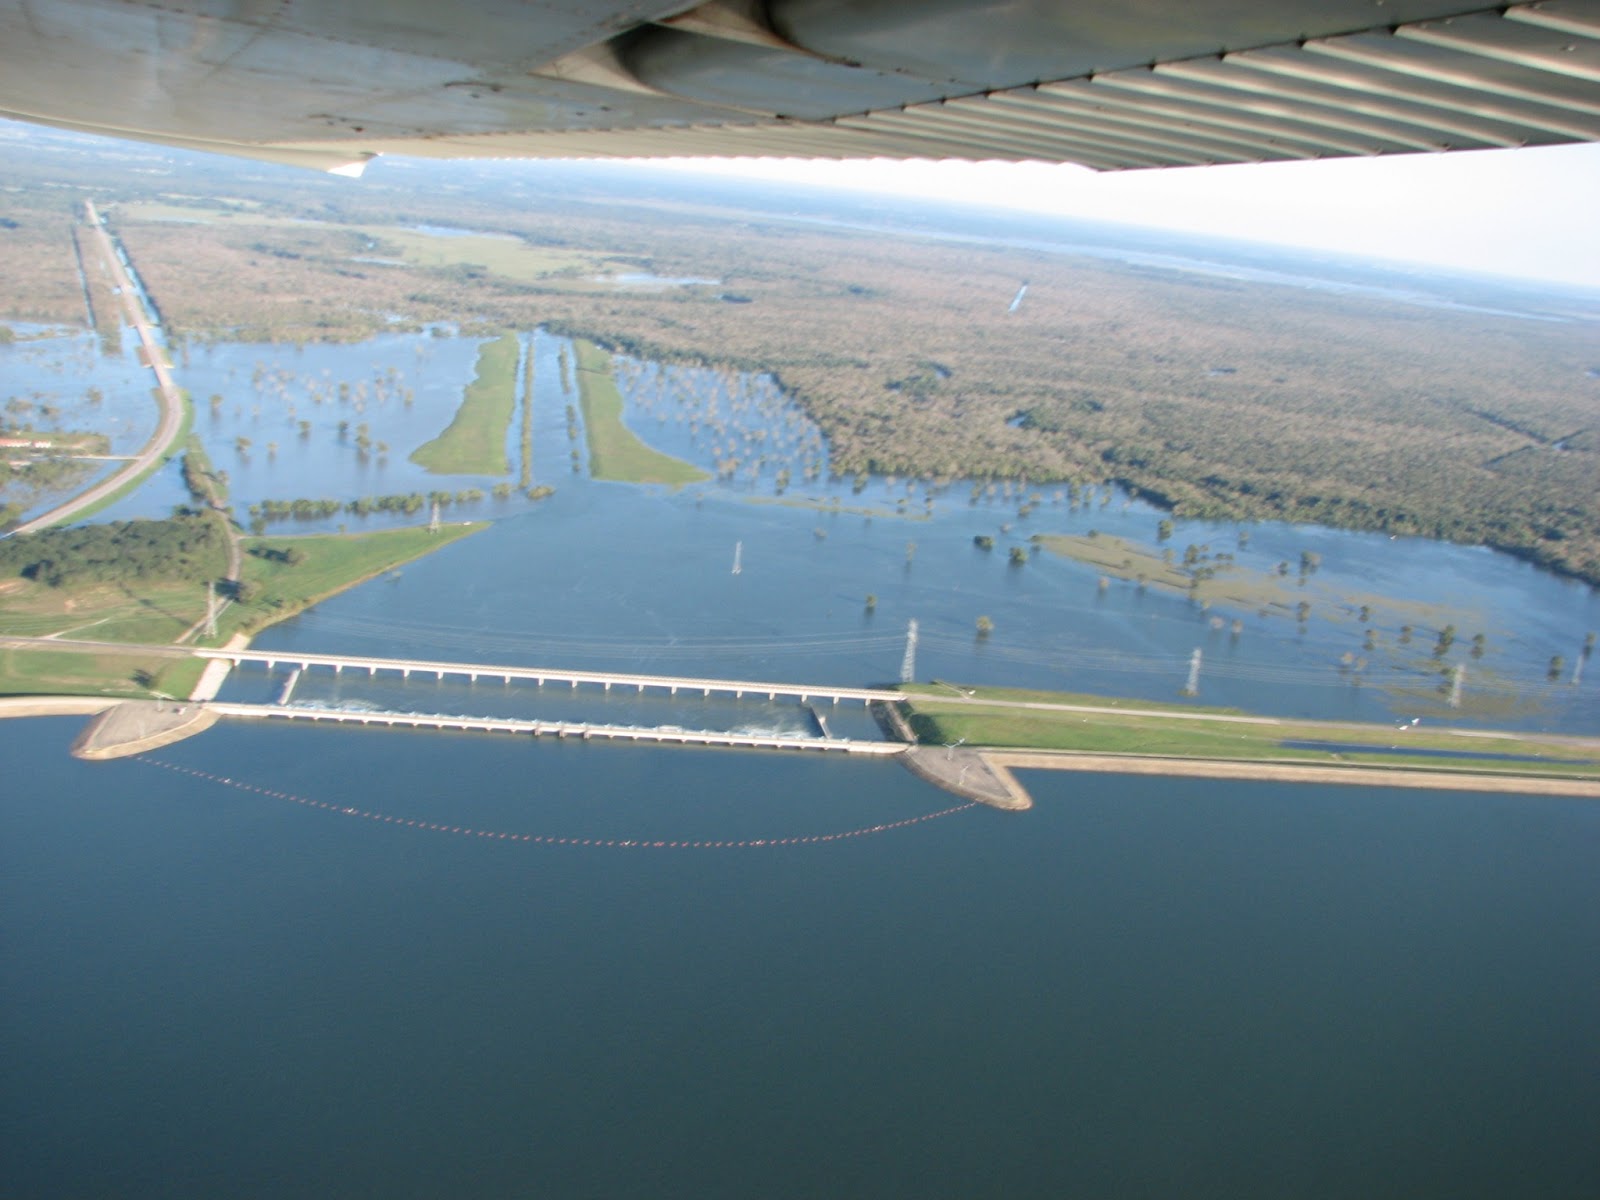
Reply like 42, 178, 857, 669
573, 340, 709, 486
0, 523, 484, 697
0, 570, 222, 645
1031, 531, 1477, 631
221, 523, 484, 640
409, 334, 518, 475
900, 686, 1600, 781
0, 646, 204, 699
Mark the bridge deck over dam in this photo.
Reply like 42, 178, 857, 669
208, 702, 906, 755
196, 649, 904, 705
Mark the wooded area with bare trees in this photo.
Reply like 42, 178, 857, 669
4, 131, 1597, 584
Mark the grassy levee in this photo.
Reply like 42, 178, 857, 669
573, 339, 709, 486
519, 336, 535, 489
216, 523, 486, 641
916, 681, 1244, 715
410, 333, 518, 475
900, 688, 1600, 782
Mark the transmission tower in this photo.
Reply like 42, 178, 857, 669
428, 499, 440, 533
203, 579, 217, 639
900, 619, 918, 684
1183, 647, 1202, 697
1448, 663, 1464, 708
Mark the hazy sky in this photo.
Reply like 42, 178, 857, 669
640, 143, 1600, 289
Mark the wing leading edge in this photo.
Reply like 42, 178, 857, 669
0, 0, 1597, 171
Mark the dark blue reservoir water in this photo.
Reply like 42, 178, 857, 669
3, 717, 1598, 1198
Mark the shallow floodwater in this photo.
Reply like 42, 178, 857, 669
32, 318, 1567, 731
0, 326, 167, 520
5, 311, 1600, 1195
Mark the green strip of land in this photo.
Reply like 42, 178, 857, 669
899, 683, 1600, 782
410, 333, 518, 475
0, 646, 203, 700
0, 521, 485, 698
573, 339, 709, 486
1030, 531, 1470, 629
225, 523, 484, 640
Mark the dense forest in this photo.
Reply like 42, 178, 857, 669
0, 513, 228, 588
2, 127, 1597, 585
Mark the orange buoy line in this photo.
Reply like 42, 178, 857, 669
134, 756, 979, 848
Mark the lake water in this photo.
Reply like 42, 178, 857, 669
4, 718, 1597, 1198
4, 319, 1599, 1196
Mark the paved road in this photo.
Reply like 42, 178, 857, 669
12, 202, 187, 535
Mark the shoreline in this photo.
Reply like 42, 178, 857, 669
4, 688, 1597, 800
982, 749, 1600, 799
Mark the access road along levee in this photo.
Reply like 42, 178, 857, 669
13, 202, 188, 534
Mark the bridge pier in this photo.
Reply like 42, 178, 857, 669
276, 669, 301, 706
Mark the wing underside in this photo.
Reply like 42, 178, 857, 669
1, 0, 1597, 171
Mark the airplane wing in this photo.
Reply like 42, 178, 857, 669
1, 0, 1596, 174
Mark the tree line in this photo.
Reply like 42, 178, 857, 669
0, 513, 227, 588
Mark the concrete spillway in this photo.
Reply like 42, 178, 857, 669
207, 702, 906, 755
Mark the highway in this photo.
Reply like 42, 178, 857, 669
12, 202, 187, 534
